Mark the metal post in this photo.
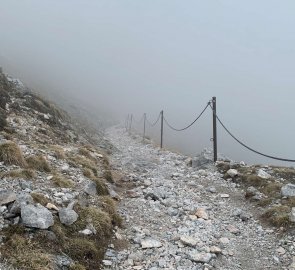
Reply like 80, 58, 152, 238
143, 113, 146, 141
160, 110, 164, 148
212, 97, 217, 162
129, 114, 133, 133
126, 114, 129, 132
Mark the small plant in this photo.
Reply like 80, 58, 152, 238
68, 155, 98, 176
52, 174, 74, 188
78, 147, 95, 161
92, 177, 109, 195
1, 232, 53, 270
1, 169, 36, 179
0, 141, 26, 166
51, 145, 66, 160
83, 168, 94, 178
0, 111, 7, 131
104, 170, 114, 183
262, 205, 291, 227
99, 196, 123, 227
74, 205, 112, 236
31, 192, 51, 206
241, 175, 265, 188
69, 263, 87, 270
26, 155, 51, 172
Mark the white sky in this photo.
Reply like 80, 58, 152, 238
1, 0, 295, 165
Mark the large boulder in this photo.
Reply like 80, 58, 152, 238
59, 208, 78, 226
10, 192, 34, 215
21, 204, 54, 229
84, 181, 97, 196
281, 184, 295, 197
0, 190, 16, 206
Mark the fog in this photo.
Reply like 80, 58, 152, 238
1, 0, 295, 166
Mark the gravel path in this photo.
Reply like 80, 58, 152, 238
103, 126, 294, 270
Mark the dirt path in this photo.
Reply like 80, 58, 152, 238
103, 126, 293, 270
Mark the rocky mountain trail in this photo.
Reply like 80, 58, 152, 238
103, 126, 295, 270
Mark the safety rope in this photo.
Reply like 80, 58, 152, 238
146, 112, 161, 127
212, 107, 295, 162
163, 102, 210, 131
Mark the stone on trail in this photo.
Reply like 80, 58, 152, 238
227, 169, 238, 178
281, 184, 295, 197
210, 246, 222, 254
141, 238, 162, 249
180, 235, 198, 247
195, 208, 209, 220
46, 202, 59, 211
21, 204, 54, 229
189, 251, 213, 263
257, 169, 271, 179
227, 225, 240, 234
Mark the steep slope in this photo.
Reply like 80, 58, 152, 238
0, 70, 121, 270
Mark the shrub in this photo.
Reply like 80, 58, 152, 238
0, 141, 26, 166
262, 205, 291, 227
26, 155, 51, 172
92, 177, 109, 195
1, 169, 36, 179
52, 174, 74, 188
31, 193, 51, 206
1, 233, 53, 270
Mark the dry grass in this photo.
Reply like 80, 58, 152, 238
0, 141, 26, 166
52, 174, 74, 188
0, 111, 7, 131
69, 264, 86, 270
50, 145, 66, 160
104, 170, 114, 183
26, 155, 51, 172
92, 177, 109, 196
73, 206, 112, 236
272, 167, 295, 183
68, 155, 98, 176
241, 175, 265, 188
1, 231, 53, 270
216, 162, 231, 173
1, 169, 36, 179
83, 168, 94, 178
31, 192, 52, 206
262, 205, 291, 227
261, 182, 282, 197
78, 147, 96, 161
99, 196, 123, 227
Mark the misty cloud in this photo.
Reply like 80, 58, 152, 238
1, 0, 295, 165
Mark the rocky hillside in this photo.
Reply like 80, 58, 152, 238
0, 70, 121, 270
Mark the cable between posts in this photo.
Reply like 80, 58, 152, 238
146, 112, 161, 127
163, 102, 211, 131
211, 105, 295, 162
134, 114, 145, 125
